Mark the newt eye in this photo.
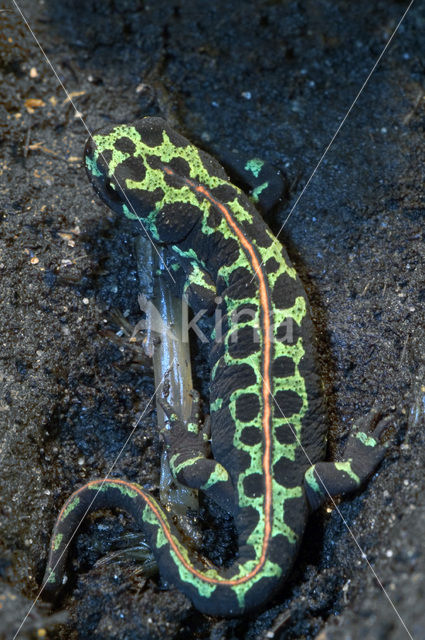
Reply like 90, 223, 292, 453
104, 177, 122, 202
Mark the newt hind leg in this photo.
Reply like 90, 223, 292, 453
160, 390, 236, 516
304, 408, 395, 510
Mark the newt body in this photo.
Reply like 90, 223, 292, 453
44, 118, 392, 616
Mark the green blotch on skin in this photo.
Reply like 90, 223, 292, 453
252, 181, 269, 203
187, 420, 199, 434
270, 485, 302, 543
172, 548, 217, 598
244, 158, 264, 178
63, 496, 80, 519
53, 533, 63, 551
85, 154, 102, 178
210, 397, 223, 412
201, 464, 229, 490
142, 503, 169, 550
335, 461, 360, 485
304, 466, 321, 493
173, 245, 207, 268
87, 481, 138, 499
356, 431, 378, 447
184, 262, 216, 292
122, 203, 140, 220
170, 454, 205, 476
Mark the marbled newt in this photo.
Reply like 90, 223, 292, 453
43, 117, 393, 617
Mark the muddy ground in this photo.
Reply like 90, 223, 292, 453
1, 1, 424, 639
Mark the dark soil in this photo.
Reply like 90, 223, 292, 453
1, 1, 424, 639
